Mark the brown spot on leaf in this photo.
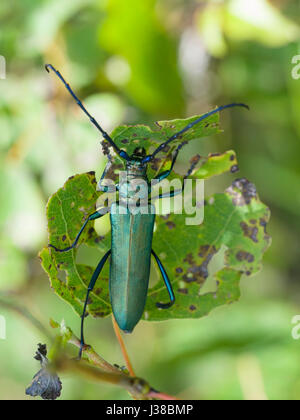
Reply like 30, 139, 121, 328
190, 154, 201, 165
178, 288, 188, 295
183, 246, 217, 284
240, 222, 258, 243
94, 236, 105, 243
95, 312, 105, 317
227, 178, 257, 206
166, 221, 176, 230
176, 267, 183, 274
236, 250, 255, 263
198, 245, 210, 258
189, 305, 197, 311
230, 165, 239, 173
62, 235, 66, 242
95, 288, 103, 295
230, 154, 235, 161
184, 253, 195, 265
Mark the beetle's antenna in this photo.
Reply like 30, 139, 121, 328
142, 103, 249, 163
45, 64, 130, 161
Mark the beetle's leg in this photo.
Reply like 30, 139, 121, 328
150, 155, 198, 200
48, 208, 109, 252
152, 250, 175, 309
79, 249, 111, 358
152, 142, 186, 183
45, 64, 130, 161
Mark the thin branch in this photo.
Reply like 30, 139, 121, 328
66, 330, 178, 400
68, 333, 120, 374
1, 295, 179, 400
112, 315, 136, 377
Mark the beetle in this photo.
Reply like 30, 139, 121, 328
45, 64, 248, 357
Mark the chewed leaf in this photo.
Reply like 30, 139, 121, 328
40, 110, 270, 324
146, 178, 271, 320
104, 112, 221, 178
192, 150, 239, 179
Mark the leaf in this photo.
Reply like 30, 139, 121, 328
102, 112, 221, 181
40, 116, 271, 325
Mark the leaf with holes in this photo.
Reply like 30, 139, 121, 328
40, 116, 270, 324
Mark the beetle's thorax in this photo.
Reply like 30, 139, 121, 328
125, 160, 147, 180
118, 160, 149, 204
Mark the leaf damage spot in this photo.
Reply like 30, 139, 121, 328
236, 250, 255, 262
227, 178, 257, 206
240, 222, 259, 243
166, 221, 176, 230
178, 288, 188, 294
230, 165, 239, 173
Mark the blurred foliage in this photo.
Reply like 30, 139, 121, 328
0, 0, 299, 400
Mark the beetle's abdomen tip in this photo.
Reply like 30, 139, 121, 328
123, 329, 133, 334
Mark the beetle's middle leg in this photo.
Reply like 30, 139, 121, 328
151, 250, 175, 309
150, 155, 200, 201
49, 208, 109, 252
79, 249, 111, 358
152, 142, 186, 183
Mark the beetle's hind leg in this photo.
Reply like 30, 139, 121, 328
79, 249, 111, 359
151, 250, 175, 309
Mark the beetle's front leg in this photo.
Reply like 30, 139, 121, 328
49, 208, 109, 252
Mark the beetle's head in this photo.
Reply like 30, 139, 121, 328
126, 147, 147, 173
131, 147, 146, 161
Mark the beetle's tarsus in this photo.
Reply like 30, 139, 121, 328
156, 301, 174, 310
48, 244, 74, 253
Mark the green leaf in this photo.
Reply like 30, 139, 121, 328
40, 117, 271, 324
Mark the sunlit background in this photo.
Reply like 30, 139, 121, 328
0, 0, 300, 400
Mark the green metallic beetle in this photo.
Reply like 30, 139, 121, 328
45, 64, 248, 357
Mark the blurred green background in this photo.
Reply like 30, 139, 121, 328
0, 0, 300, 400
